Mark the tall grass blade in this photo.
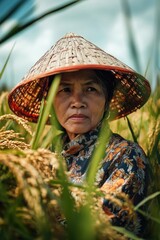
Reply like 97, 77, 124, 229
49, 108, 95, 240
136, 209, 160, 224
31, 75, 60, 149
0, 44, 15, 80
0, 0, 27, 24
112, 226, 143, 240
54, 138, 94, 240
126, 116, 138, 143
155, 0, 160, 71
40, 91, 83, 239
0, 0, 84, 44
86, 117, 111, 187
121, 0, 141, 72
134, 191, 160, 210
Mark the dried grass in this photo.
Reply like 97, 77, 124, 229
0, 147, 133, 239
0, 113, 33, 151
147, 117, 160, 156
0, 149, 66, 239
0, 128, 30, 150
0, 114, 33, 136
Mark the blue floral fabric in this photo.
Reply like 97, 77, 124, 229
61, 124, 148, 235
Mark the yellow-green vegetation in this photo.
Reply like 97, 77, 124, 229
0, 92, 135, 240
110, 80, 160, 240
0, 78, 159, 239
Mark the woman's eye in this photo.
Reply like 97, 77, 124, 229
59, 87, 71, 93
87, 87, 96, 92
63, 87, 71, 92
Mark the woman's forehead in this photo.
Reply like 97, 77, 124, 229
60, 69, 99, 83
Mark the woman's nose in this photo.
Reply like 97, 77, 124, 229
71, 91, 86, 108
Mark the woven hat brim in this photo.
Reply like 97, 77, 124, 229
8, 67, 151, 123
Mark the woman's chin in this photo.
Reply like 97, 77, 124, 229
66, 126, 93, 139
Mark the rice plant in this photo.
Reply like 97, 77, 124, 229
0, 77, 159, 239
110, 78, 160, 240
0, 97, 130, 240
0, 76, 143, 240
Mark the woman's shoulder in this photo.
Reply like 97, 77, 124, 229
108, 132, 147, 159
102, 133, 149, 178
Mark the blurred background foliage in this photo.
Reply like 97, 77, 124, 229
0, 0, 82, 44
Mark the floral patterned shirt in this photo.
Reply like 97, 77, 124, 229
61, 124, 148, 235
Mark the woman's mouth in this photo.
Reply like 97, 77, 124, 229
68, 114, 88, 122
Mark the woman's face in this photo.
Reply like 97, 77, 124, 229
53, 69, 106, 140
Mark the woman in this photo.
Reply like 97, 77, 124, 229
8, 33, 151, 235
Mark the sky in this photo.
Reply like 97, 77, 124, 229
0, 0, 159, 90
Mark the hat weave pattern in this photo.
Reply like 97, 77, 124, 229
8, 32, 151, 122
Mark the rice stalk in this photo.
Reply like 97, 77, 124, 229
0, 44, 15, 80
147, 118, 160, 158
31, 75, 60, 150
126, 116, 138, 143
0, 92, 11, 115
0, 114, 33, 136
86, 116, 111, 188
0, 146, 133, 239
25, 148, 59, 182
0, 153, 48, 213
0, 129, 30, 150
0, 150, 66, 239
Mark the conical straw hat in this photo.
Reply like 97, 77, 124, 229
8, 32, 151, 122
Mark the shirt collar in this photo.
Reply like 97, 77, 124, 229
62, 124, 101, 157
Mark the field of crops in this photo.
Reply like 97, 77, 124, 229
0, 77, 159, 239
